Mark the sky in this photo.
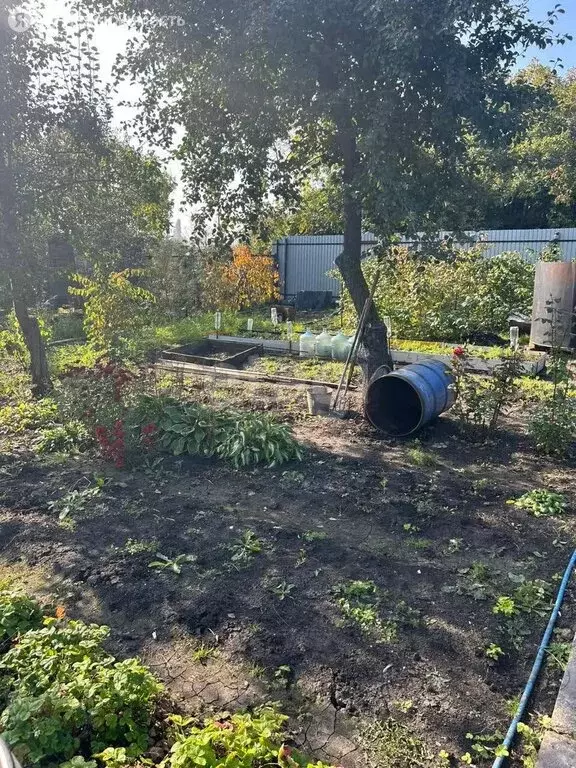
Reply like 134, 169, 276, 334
519, 0, 576, 70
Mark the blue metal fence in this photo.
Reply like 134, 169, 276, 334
274, 228, 576, 298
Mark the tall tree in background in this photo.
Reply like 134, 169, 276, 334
0, 4, 173, 393
477, 62, 576, 228
90, 1, 568, 375
0, 2, 109, 393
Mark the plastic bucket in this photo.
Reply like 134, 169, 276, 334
365, 361, 455, 436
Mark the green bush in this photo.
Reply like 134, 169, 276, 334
340, 247, 534, 341
529, 399, 576, 456
167, 708, 334, 768
0, 591, 42, 644
0, 618, 162, 764
158, 400, 303, 467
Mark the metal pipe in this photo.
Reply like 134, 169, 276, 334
492, 549, 576, 768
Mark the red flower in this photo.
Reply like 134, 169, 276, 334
453, 346, 465, 357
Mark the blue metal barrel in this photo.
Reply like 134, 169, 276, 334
365, 360, 455, 436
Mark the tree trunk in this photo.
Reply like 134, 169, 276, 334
0, 146, 53, 397
12, 292, 52, 397
335, 124, 391, 384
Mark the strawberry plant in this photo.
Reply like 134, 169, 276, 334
0, 616, 162, 764
507, 489, 566, 517
0, 591, 42, 644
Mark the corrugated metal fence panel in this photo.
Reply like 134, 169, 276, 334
275, 228, 576, 297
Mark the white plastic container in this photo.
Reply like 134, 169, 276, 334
299, 330, 316, 358
315, 329, 333, 358
331, 331, 350, 361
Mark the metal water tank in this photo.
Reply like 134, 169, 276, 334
530, 262, 576, 350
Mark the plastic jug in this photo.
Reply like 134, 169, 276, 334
331, 331, 350, 361
299, 329, 316, 358
315, 329, 333, 359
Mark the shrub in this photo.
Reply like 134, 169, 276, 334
529, 399, 576, 456
69, 266, 156, 354
0, 617, 162, 764
528, 315, 576, 457
202, 244, 280, 311
450, 348, 524, 439
0, 591, 43, 644
340, 247, 534, 341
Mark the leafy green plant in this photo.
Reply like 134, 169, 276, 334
230, 531, 263, 562
405, 445, 437, 467
485, 643, 505, 661
270, 580, 296, 600
0, 591, 43, 644
507, 489, 566, 517
466, 731, 508, 761
451, 349, 524, 439
48, 485, 102, 521
529, 301, 576, 457
148, 553, 196, 574
158, 400, 303, 468
120, 538, 158, 556
274, 665, 293, 688
69, 267, 156, 354
36, 421, 90, 454
341, 248, 534, 342
443, 562, 494, 602
0, 617, 162, 764
547, 641, 571, 672
0, 399, 58, 434
192, 643, 218, 664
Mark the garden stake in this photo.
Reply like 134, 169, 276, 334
332, 265, 382, 414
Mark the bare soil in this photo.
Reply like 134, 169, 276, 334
1, 372, 575, 766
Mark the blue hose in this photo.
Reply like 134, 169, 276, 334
491, 548, 576, 768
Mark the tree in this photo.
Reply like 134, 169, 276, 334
476, 62, 576, 229
0, 4, 173, 393
89, 0, 567, 378
0, 3, 107, 394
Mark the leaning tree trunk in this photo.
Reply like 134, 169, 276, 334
335, 124, 392, 384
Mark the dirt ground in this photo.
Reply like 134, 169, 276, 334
1, 369, 576, 766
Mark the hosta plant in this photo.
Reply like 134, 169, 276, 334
507, 489, 566, 517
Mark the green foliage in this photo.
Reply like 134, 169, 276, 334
485, 643, 505, 661
148, 553, 196, 575
36, 421, 91, 454
47, 484, 102, 522
342, 249, 535, 341
529, 303, 576, 456
166, 708, 287, 768
158, 400, 303, 468
0, 591, 43, 644
0, 399, 58, 433
507, 489, 566, 517
230, 531, 263, 563
0, 311, 52, 371
529, 397, 576, 457
333, 581, 420, 643
451, 350, 524, 439
49, 344, 102, 377
493, 578, 554, 652
0, 617, 162, 765
547, 641, 571, 672
69, 267, 156, 354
